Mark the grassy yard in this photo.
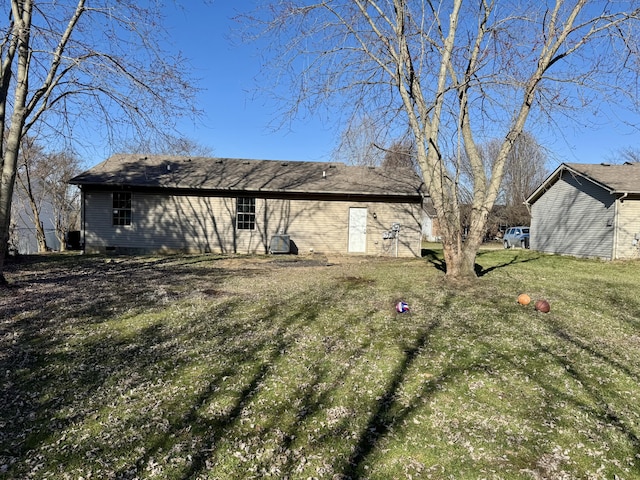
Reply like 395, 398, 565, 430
1, 249, 640, 479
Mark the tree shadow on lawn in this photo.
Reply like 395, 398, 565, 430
1, 255, 230, 322
474, 250, 543, 277
342, 318, 442, 478
2, 254, 387, 478
529, 331, 640, 475
120, 278, 404, 479
12, 254, 628, 478
422, 247, 542, 277
460, 314, 640, 477
1, 256, 540, 478
602, 282, 640, 330
168, 299, 330, 479
0, 255, 236, 475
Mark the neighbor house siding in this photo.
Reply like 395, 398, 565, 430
615, 198, 640, 259
82, 190, 423, 257
530, 171, 615, 259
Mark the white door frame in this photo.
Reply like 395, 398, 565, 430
348, 207, 368, 253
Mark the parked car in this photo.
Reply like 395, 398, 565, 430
503, 226, 530, 249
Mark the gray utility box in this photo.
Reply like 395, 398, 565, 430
269, 234, 291, 254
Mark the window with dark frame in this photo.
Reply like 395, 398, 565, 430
113, 192, 132, 226
236, 197, 256, 230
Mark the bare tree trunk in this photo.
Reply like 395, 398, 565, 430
443, 241, 480, 280
56, 229, 68, 252
0, 138, 23, 279
31, 209, 48, 253
0, 1, 32, 284
16, 156, 49, 253
0, 163, 17, 283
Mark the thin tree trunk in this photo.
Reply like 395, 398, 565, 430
57, 231, 68, 252
35, 217, 48, 253
18, 172, 49, 253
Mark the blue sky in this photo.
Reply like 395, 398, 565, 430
160, 1, 338, 164
155, 1, 640, 169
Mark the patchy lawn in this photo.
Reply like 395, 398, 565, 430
1, 250, 640, 479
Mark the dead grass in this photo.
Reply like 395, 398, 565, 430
1, 250, 640, 479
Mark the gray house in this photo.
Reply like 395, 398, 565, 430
10, 187, 62, 254
525, 162, 640, 260
70, 155, 427, 257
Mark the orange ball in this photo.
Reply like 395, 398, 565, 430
517, 293, 531, 305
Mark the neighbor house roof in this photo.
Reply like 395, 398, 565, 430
526, 162, 640, 205
70, 155, 425, 198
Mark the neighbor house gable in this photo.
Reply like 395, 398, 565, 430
526, 162, 640, 206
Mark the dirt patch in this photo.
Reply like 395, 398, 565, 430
268, 255, 330, 268
0, 254, 339, 323
339, 275, 376, 287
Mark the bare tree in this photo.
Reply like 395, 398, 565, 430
482, 132, 549, 228
115, 134, 214, 158
500, 133, 549, 209
333, 116, 418, 169
14, 136, 82, 253
245, 1, 640, 280
332, 115, 385, 166
607, 146, 640, 164
381, 139, 417, 171
14, 136, 49, 252
45, 151, 81, 251
0, 0, 200, 283
457, 132, 547, 228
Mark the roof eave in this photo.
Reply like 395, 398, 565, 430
72, 181, 422, 198
612, 190, 640, 196
525, 163, 567, 205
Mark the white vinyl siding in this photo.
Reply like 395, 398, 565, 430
530, 171, 614, 259
82, 191, 423, 257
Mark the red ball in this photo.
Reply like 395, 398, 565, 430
535, 299, 550, 313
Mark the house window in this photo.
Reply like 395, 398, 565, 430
236, 197, 256, 230
113, 192, 132, 226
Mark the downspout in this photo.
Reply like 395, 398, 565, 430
612, 192, 628, 260
524, 200, 532, 248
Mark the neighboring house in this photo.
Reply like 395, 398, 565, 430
421, 197, 440, 242
525, 162, 640, 260
70, 155, 427, 257
10, 191, 61, 254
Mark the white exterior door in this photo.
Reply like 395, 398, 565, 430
348, 207, 368, 253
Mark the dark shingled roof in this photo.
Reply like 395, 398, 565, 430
70, 155, 425, 198
527, 162, 640, 204
564, 162, 640, 193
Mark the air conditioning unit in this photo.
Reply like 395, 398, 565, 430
269, 234, 290, 254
